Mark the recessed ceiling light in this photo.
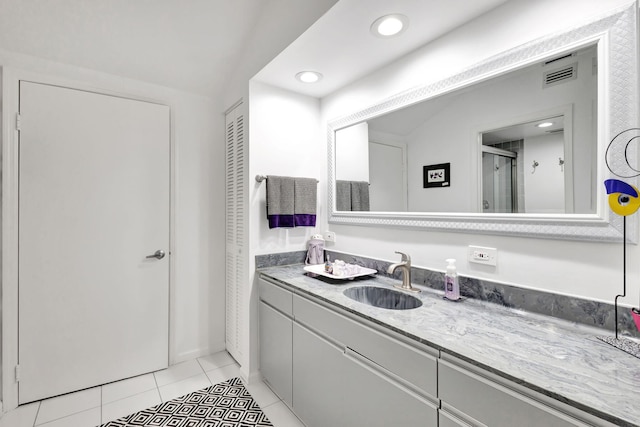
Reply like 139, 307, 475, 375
295, 71, 323, 83
370, 14, 409, 38
537, 122, 554, 128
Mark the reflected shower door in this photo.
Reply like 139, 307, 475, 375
482, 151, 517, 213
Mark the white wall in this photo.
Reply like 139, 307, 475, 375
246, 81, 323, 379
248, 81, 323, 259
242, 0, 636, 385
0, 49, 225, 367
319, 0, 638, 305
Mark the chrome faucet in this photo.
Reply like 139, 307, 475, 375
387, 251, 420, 293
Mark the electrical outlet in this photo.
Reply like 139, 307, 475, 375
324, 231, 336, 242
468, 245, 497, 266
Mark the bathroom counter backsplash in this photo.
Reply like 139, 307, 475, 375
257, 259, 640, 427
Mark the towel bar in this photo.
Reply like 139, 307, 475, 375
256, 175, 318, 183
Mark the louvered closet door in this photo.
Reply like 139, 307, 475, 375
225, 102, 246, 362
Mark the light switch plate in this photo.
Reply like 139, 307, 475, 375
324, 231, 336, 242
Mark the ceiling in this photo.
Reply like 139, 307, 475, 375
0, 0, 337, 99
482, 116, 565, 145
255, 0, 511, 98
0, 0, 510, 100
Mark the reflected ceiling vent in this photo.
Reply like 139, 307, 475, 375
543, 63, 577, 88
546, 128, 565, 134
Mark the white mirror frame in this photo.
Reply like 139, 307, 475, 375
327, 5, 638, 242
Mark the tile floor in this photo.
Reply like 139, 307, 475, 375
0, 351, 305, 427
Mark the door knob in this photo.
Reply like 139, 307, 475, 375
146, 250, 165, 260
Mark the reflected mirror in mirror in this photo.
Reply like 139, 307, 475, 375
334, 43, 597, 214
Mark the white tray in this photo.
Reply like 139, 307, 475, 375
303, 264, 377, 280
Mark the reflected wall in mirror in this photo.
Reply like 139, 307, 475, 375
334, 44, 596, 215
328, 5, 638, 241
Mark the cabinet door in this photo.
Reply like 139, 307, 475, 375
439, 410, 473, 427
292, 323, 346, 427
259, 302, 292, 406
439, 359, 592, 427
293, 293, 437, 398
342, 349, 438, 427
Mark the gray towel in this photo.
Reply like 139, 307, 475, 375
294, 178, 317, 227
336, 180, 351, 211
351, 181, 370, 211
266, 175, 294, 215
294, 178, 317, 214
266, 176, 295, 228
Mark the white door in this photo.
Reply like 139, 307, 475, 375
18, 81, 170, 403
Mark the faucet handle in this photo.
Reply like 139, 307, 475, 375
394, 251, 411, 263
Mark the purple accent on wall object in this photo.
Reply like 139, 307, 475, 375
632, 308, 640, 332
604, 178, 638, 197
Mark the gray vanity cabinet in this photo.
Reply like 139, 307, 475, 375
292, 293, 438, 427
438, 355, 616, 427
340, 348, 438, 427
259, 272, 628, 427
259, 275, 439, 427
438, 410, 472, 427
258, 278, 293, 407
292, 321, 437, 427
292, 322, 348, 427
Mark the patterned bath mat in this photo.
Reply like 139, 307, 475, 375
101, 377, 273, 427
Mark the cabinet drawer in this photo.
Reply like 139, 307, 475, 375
259, 277, 293, 317
439, 411, 472, 427
293, 293, 437, 398
343, 348, 438, 427
439, 359, 592, 427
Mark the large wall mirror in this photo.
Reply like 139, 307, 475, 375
328, 5, 638, 241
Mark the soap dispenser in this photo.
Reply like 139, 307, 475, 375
305, 234, 325, 265
444, 259, 460, 301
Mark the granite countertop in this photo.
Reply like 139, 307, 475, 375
258, 264, 640, 427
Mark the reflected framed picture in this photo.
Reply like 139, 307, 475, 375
423, 163, 450, 188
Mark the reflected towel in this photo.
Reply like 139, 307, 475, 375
336, 180, 351, 211
266, 175, 295, 228
351, 181, 370, 211
294, 178, 317, 227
